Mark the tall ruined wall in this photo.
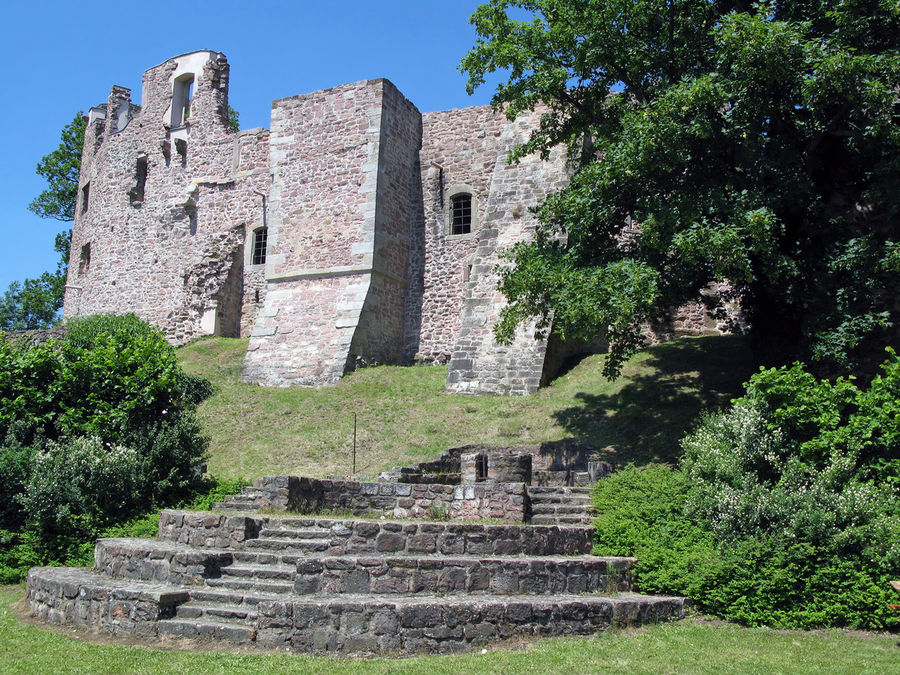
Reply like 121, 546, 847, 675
63, 52, 269, 344
446, 113, 570, 395
242, 80, 422, 386
351, 83, 423, 366
408, 108, 508, 363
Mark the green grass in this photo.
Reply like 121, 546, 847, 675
3, 585, 896, 674
179, 334, 755, 480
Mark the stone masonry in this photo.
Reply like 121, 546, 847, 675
27, 480, 687, 654
65, 50, 732, 394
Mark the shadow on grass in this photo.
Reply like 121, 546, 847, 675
554, 335, 754, 467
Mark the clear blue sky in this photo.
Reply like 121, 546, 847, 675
0, 0, 502, 293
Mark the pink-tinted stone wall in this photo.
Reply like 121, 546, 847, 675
63, 52, 269, 344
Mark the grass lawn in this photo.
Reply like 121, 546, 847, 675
179, 334, 755, 479
3, 585, 896, 674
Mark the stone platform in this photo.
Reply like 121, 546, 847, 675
27, 503, 687, 654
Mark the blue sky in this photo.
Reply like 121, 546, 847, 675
0, 0, 503, 293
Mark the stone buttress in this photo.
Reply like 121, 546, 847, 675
241, 80, 423, 386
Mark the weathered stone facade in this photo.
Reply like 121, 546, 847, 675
65, 50, 730, 394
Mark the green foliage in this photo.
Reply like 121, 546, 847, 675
5, 112, 86, 330
28, 112, 86, 223
0, 271, 66, 331
227, 105, 240, 132
0, 314, 209, 565
20, 437, 144, 558
595, 354, 900, 629
462, 1, 900, 378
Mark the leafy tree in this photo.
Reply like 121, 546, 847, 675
28, 112, 86, 223
461, 1, 900, 378
2, 113, 86, 330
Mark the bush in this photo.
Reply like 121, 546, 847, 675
20, 436, 143, 558
0, 314, 210, 567
594, 353, 900, 630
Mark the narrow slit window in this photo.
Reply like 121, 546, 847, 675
130, 156, 148, 205
450, 193, 472, 235
78, 243, 91, 276
475, 453, 488, 481
252, 227, 268, 265
80, 182, 90, 215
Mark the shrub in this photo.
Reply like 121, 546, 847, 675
594, 353, 900, 630
20, 436, 143, 559
0, 314, 210, 568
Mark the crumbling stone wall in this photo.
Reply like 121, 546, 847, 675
63, 51, 269, 344
65, 50, 738, 394
410, 107, 508, 363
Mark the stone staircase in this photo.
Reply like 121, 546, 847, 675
28, 507, 686, 654
527, 486, 595, 525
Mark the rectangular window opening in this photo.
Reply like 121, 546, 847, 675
129, 156, 148, 205
252, 227, 268, 266
78, 243, 91, 276
451, 194, 472, 235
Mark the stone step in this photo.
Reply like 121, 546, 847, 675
158, 510, 595, 556
162, 592, 687, 652
258, 528, 331, 540
158, 618, 257, 644
527, 486, 593, 495
205, 577, 295, 595
527, 494, 593, 504
231, 551, 305, 567
530, 504, 594, 515
294, 555, 633, 596
211, 500, 258, 511
29, 564, 687, 655
245, 538, 331, 553
175, 601, 258, 623
530, 514, 594, 525
220, 565, 295, 582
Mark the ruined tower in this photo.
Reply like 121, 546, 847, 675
65, 51, 729, 395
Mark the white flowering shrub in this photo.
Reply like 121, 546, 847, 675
20, 436, 143, 556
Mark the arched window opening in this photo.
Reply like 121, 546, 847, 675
171, 73, 195, 127
450, 193, 472, 235
252, 227, 268, 266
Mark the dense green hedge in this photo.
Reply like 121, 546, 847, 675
594, 353, 900, 629
0, 314, 212, 574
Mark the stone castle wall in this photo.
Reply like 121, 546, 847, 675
64, 51, 734, 395
64, 51, 269, 345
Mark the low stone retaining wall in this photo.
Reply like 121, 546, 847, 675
157, 511, 594, 556
158, 510, 263, 548
249, 476, 527, 522
182, 593, 685, 653
294, 555, 633, 596
27, 567, 187, 636
94, 538, 233, 586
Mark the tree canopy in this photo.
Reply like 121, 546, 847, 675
28, 112, 86, 223
2, 113, 85, 330
461, 0, 900, 378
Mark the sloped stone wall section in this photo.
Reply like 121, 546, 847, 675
446, 114, 570, 395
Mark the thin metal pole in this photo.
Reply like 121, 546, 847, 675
352, 412, 357, 475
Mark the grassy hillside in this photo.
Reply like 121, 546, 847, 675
178, 334, 754, 480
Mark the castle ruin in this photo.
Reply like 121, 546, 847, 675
65, 51, 726, 394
